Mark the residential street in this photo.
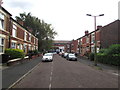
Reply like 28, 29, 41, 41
12, 55, 118, 89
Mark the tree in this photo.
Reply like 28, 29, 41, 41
16, 12, 57, 52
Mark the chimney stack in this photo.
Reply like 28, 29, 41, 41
97, 25, 102, 30
85, 30, 89, 35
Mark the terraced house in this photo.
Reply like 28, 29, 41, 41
0, 7, 38, 55
77, 20, 120, 56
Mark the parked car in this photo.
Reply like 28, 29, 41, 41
66, 53, 77, 61
42, 53, 53, 62
63, 53, 68, 58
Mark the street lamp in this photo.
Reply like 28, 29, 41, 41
86, 14, 104, 66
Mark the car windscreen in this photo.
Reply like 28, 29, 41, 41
44, 54, 52, 56
69, 54, 75, 56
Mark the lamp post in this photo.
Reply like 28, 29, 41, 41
86, 14, 104, 66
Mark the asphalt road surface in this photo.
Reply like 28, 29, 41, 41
13, 54, 118, 89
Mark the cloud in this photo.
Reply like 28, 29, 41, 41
7, 0, 33, 10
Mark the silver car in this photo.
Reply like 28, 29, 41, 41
42, 53, 53, 62
66, 53, 77, 61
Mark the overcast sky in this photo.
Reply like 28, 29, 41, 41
2, 0, 119, 40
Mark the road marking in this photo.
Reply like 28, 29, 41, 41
49, 61, 53, 90
51, 71, 53, 76
50, 76, 52, 81
112, 73, 119, 76
7, 61, 41, 90
49, 83, 52, 90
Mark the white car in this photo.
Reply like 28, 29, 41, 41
66, 53, 77, 61
42, 53, 53, 62
64, 53, 68, 58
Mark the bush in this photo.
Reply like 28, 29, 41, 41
96, 44, 120, 66
89, 53, 94, 61
107, 44, 120, 55
33, 50, 39, 55
5, 48, 25, 60
99, 49, 108, 54
28, 50, 39, 56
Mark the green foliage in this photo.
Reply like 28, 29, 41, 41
16, 12, 57, 52
33, 50, 39, 55
28, 50, 39, 55
107, 44, 120, 55
5, 49, 25, 60
99, 49, 108, 54
96, 44, 120, 66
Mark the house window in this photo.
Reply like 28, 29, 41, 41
0, 13, 5, 30
17, 44, 22, 50
11, 42, 16, 49
23, 44, 27, 53
29, 34, 31, 41
24, 32, 27, 41
12, 24, 17, 37
91, 34, 95, 43
86, 36, 89, 43
0, 37, 4, 53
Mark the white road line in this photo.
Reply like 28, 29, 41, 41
51, 66, 53, 72
50, 76, 52, 81
112, 73, 119, 76
51, 72, 53, 76
49, 61, 53, 90
49, 83, 52, 90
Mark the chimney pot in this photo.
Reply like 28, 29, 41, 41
97, 25, 102, 30
85, 30, 89, 35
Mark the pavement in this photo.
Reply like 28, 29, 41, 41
78, 57, 119, 75
2, 56, 42, 89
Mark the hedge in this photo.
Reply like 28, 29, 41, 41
96, 44, 120, 66
28, 50, 39, 55
89, 53, 94, 61
5, 48, 25, 60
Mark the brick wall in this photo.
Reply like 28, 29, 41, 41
100, 20, 119, 48
17, 27, 24, 40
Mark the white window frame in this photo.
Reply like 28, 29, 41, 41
29, 44, 31, 50
0, 13, 5, 30
86, 36, 89, 43
12, 24, 17, 37
91, 34, 95, 43
29, 33, 31, 42
17, 43, 22, 50
23, 43, 27, 53
0, 37, 5, 53
11, 42, 16, 49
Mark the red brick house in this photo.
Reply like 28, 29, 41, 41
77, 20, 120, 56
70, 39, 78, 53
0, 7, 12, 54
100, 20, 120, 48
52, 40, 78, 54
52, 40, 70, 53
0, 7, 38, 55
